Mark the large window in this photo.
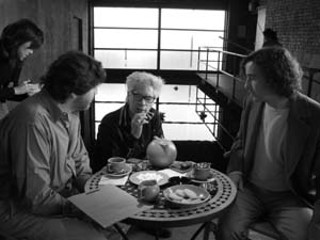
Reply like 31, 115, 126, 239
93, 7, 225, 70
160, 9, 225, 70
93, 7, 226, 140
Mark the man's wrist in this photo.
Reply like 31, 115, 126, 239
130, 129, 141, 139
13, 87, 19, 95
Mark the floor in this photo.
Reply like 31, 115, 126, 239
109, 223, 275, 240
0, 225, 275, 240
126, 224, 209, 240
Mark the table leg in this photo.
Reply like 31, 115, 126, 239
114, 223, 130, 240
203, 221, 217, 240
190, 221, 217, 240
190, 223, 206, 240
154, 229, 159, 240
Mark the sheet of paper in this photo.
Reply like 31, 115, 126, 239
99, 175, 129, 186
68, 184, 151, 228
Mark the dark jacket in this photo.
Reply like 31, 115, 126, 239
93, 104, 164, 172
0, 39, 27, 103
228, 92, 320, 232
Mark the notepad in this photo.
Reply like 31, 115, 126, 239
68, 184, 151, 228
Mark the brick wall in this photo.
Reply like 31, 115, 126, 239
263, 0, 320, 68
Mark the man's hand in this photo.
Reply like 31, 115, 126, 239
228, 172, 244, 191
14, 80, 42, 96
131, 111, 154, 139
14, 80, 31, 95
27, 82, 42, 96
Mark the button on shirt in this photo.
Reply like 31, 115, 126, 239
0, 90, 92, 216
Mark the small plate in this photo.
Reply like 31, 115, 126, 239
129, 171, 169, 186
163, 184, 210, 208
170, 161, 194, 173
105, 164, 132, 178
186, 169, 216, 183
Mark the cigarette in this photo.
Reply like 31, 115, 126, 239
145, 111, 154, 121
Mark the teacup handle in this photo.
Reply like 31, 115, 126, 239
107, 163, 114, 172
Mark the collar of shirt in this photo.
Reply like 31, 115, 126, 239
38, 89, 72, 124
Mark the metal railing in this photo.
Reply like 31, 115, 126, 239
197, 47, 246, 103
195, 47, 246, 150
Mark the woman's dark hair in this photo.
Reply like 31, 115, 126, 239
1, 19, 44, 54
241, 47, 302, 97
41, 51, 106, 103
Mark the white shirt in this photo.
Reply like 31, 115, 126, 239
250, 103, 290, 191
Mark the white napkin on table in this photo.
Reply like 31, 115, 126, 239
99, 175, 129, 186
158, 168, 187, 178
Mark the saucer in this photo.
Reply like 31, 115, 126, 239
163, 184, 210, 208
170, 161, 194, 173
186, 169, 216, 183
105, 164, 132, 178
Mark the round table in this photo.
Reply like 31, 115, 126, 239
85, 167, 237, 230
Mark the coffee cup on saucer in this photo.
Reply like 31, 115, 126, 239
107, 157, 126, 174
193, 162, 211, 181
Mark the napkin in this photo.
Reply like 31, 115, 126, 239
159, 168, 187, 178
99, 175, 129, 186
68, 184, 152, 228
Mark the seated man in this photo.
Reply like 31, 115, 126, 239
93, 71, 165, 173
93, 71, 171, 238
0, 51, 111, 240
217, 47, 320, 240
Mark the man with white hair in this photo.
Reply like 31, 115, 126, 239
93, 71, 165, 172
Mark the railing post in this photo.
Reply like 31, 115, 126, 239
205, 48, 209, 80
232, 77, 236, 100
195, 85, 199, 113
197, 47, 201, 71
232, 55, 237, 100
216, 51, 221, 89
307, 69, 315, 97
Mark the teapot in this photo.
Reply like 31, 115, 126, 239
146, 137, 177, 169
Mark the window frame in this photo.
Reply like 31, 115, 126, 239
88, 4, 228, 143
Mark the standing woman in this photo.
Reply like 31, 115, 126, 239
0, 19, 44, 119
